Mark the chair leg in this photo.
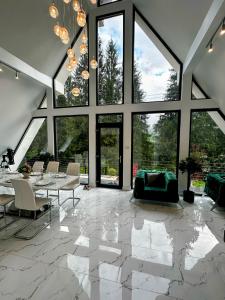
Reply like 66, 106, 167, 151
3, 205, 6, 216
19, 209, 21, 217
34, 211, 37, 220
49, 200, 52, 222
211, 203, 217, 211
73, 189, 75, 207
58, 190, 60, 206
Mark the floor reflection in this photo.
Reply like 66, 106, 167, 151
0, 189, 224, 299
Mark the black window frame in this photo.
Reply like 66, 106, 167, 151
97, 0, 122, 7
131, 110, 181, 189
54, 114, 89, 185
96, 11, 125, 106
53, 22, 90, 109
132, 8, 183, 104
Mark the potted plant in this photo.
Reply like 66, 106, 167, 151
179, 157, 202, 203
18, 162, 32, 179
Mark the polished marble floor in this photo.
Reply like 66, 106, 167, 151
0, 188, 225, 300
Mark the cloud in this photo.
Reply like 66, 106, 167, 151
134, 22, 174, 101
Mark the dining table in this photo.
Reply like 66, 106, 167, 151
0, 170, 79, 200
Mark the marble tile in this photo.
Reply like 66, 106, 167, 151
0, 190, 224, 299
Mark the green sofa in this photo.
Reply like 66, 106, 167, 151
205, 173, 225, 207
133, 169, 179, 203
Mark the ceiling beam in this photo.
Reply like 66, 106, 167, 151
0, 46, 52, 88
183, 0, 225, 74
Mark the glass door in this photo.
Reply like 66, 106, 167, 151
96, 123, 123, 188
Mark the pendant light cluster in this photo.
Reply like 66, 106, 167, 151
207, 18, 225, 54
49, 0, 98, 97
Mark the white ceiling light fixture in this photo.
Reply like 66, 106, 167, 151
48, 0, 98, 94
220, 19, 225, 36
15, 71, 19, 80
206, 16, 225, 54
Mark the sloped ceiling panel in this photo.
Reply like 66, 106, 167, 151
0, 67, 45, 155
194, 36, 225, 112
133, 0, 213, 62
0, 0, 68, 77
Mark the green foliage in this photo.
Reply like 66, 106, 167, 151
192, 180, 205, 188
108, 168, 117, 176
179, 157, 202, 174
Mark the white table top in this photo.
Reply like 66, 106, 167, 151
0, 172, 79, 191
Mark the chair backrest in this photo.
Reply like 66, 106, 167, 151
66, 162, 80, 176
11, 179, 37, 211
46, 161, 59, 173
32, 161, 44, 173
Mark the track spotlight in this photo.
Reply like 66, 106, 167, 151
208, 42, 213, 53
220, 20, 225, 35
15, 71, 19, 79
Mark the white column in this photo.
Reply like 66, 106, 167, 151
178, 73, 192, 192
46, 87, 55, 155
122, 3, 133, 190
88, 11, 97, 187
89, 112, 96, 187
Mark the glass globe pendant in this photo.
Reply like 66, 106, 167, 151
90, 58, 98, 69
62, 37, 70, 44
70, 56, 77, 67
60, 26, 69, 40
73, 0, 80, 11
63, 0, 71, 3
66, 63, 74, 72
67, 48, 74, 58
81, 32, 88, 44
80, 43, 88, 55
71, 87, 80, 97
77, 9, 86, 27
81, 70, 89, 80
49, 2, 59, 19
54, 24, 61, 36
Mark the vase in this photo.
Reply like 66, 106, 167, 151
23, 173, 30, 179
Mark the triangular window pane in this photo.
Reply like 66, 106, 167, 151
133, 11, 181, 103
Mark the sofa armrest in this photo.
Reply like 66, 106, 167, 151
164, 172, 178, 193
134, 177, 145, 198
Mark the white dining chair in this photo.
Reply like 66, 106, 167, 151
11, 179, 52, 239
46, 161, 59, 174
60, 163, 80, 207
32, 161, 44, 173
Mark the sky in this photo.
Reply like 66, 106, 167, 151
98, 14, 177, 102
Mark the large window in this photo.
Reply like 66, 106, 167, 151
98, 0, 121, 6
192, 80, 208, 100
132, 112, 179, 183
190, 111, 225, 192
54, 28, 89, 108
15, 118, 47, 169
97, 13, 124, 105
133, 11, 180, 103
55, 116, 89, 184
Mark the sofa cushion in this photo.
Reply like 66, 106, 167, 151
145, 172, 165, 188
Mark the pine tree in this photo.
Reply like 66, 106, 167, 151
71, 52, 89, 106
164, 69, 179, 101
97, 37, 105, 104
133, 62, 145, 103
101, 38, 122, 105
